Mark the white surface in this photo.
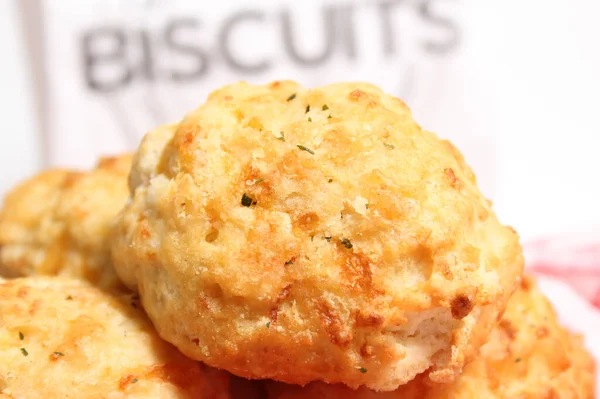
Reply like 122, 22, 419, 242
467, 1, 600, 243
0, 1, 41, 191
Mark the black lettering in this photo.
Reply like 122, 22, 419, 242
218, 10, 270, 73
337, 5, 357, 60
139, 30, 155, 80
419, 0, 460, 54
377, 0, 403, 56
82, 28, 131, 92
281, 8, 336, 66
164, 18, 209, 81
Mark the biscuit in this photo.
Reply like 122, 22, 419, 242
0, 155, 131, 289
111, 81, 524, 390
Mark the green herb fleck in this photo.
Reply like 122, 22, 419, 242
254, 179, 264, 185
308, 117, 312, 122
384, 143, 395, 150
20, 348, 28, 356
359, 367, 367, 373
340, 238, 353, 249
266, 322, 271, 328
277, 131, 285, 141
322, 104, 329, 111
241, 193, 254, 207
297, 145, 315, 155
66, 295, 73, 300
19, 331, 24, 340
328, 178, 333, 183
132, 378, 139, 383
325, 236, 332, 242
327, 114, 332, 119
305, 105, 310, 113
311, 235, 315, 242
365, 203, 369, 209
53, 351, 65, 357
285, 259, 294, 266
286, 93, 297, 101
515, 357, 521, 363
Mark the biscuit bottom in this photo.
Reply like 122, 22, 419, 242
266, 275, 596, 399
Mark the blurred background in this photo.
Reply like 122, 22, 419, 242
0, 0, 599, 244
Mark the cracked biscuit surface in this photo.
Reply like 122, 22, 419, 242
0, 155, 131, 290
111, 81, 524, 390
0, 276, 243, 399
266, 276, 596, 399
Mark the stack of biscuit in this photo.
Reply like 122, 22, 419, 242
0, 81, 595, 398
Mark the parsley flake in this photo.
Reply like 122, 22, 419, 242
20, 348, 28, 356
266, 322, 271, 328
328, 178, 333, 183
254, 179, 264, 185
325, 236, 332, 242
322, 104, 329, 111
328, 114, 332, 119
53, 351, 65, 357
66, 295, 73, 300
132, 378, 139, 383
340, 238, 353, 249
19, 331, 24, 340
515, 357, 522, 363
241, 193, 254, 207
359, 367, 367, 373
277, 131, 285, 141
285, 259, 294, 265
311, 235, 315, 242
308, 117, 312, 122
365, 203, 369, 209
305, 105, 310, 113
297, 145, 315, 155
286, 93, 297, 101
384, 143, 395, 150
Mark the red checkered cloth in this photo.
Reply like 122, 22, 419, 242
524, 233, 600, 309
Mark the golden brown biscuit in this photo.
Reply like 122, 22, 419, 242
266, 276, 596, 399
0, 155, 131, 289
0, 276, 256, 399
111, 81, 524, 390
